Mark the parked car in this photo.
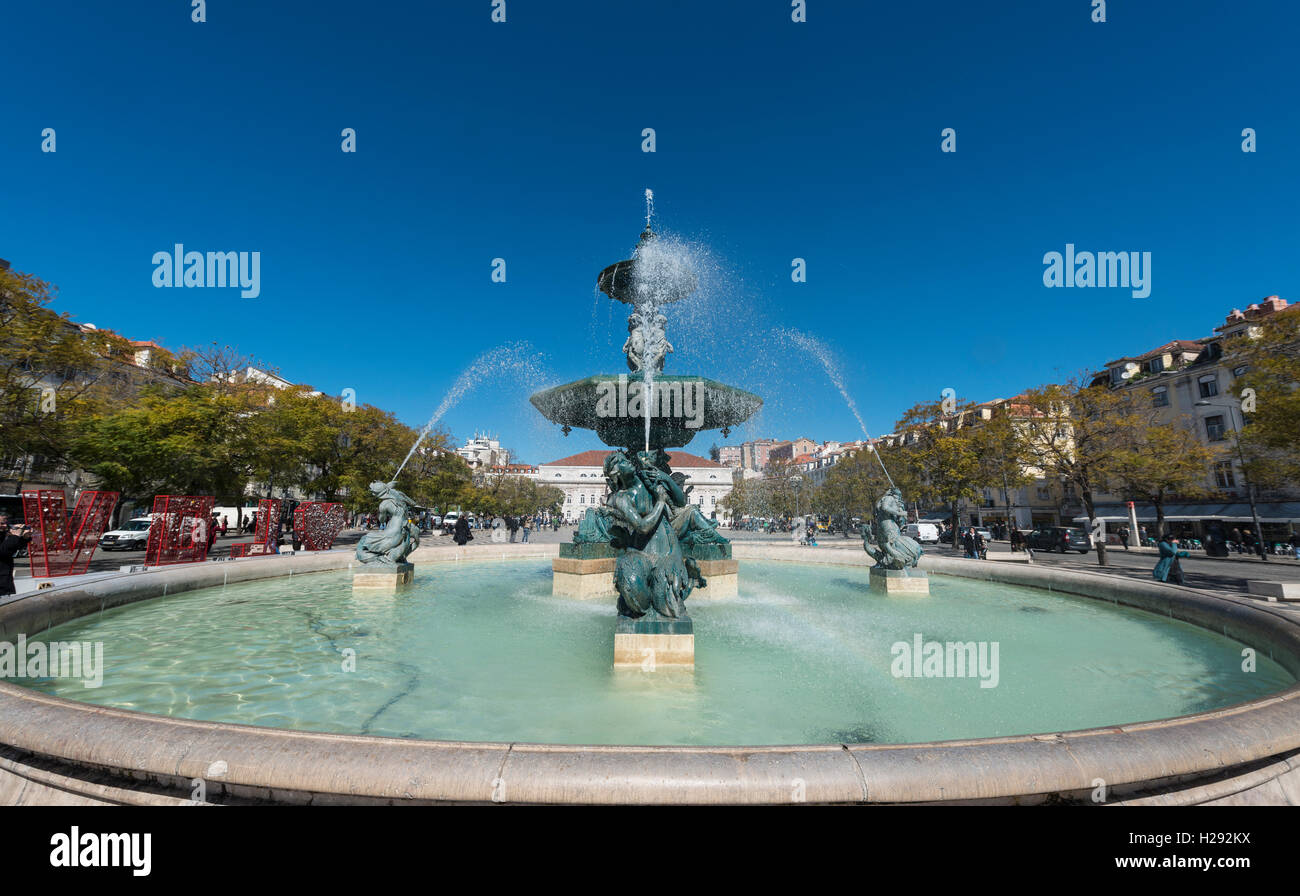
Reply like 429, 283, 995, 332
904, 523, 941, 544
99, 517, 154, 551
1026, 526, 1091, 553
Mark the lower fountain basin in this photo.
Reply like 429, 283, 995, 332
2, 545, 1299, 805
10, 560, 1292, 745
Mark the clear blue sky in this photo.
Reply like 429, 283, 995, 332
3, 1, 1297, 464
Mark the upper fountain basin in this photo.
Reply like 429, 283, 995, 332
597, 230, 698, 305
530, 373, 762, 450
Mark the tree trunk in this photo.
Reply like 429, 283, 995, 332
950, 501, 961, 555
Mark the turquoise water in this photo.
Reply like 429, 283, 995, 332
14, 560, 1294, 745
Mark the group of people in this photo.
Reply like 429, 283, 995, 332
441, 512, 560, 546
1115, 526, 1152, 550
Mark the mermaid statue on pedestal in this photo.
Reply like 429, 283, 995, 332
861, 487, 923, 570
601, 450, 697, 620
355, 481, 421, 566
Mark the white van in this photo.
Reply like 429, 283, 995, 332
905, 523, 940, 544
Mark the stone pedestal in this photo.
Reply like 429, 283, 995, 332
553, 542, 618, 598
614, 615, 694, 669
353, 562, 414, 593
553, 556, 616, 598
869, 566, 929, 595
690, 557, 738, 599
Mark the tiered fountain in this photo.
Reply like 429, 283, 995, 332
530, 196, 761, 667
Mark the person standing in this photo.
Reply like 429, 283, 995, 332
453, 514, 473, 546
1154, 534, 1190, 586
0, 516, 34, 597
1290, 531, 1300, 560
521, 517, 531, 544
220, 515, 229, 537
974, 528, 987, 560
962, 527, 976, 559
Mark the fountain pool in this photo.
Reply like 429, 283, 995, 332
14, 559, 1291, 746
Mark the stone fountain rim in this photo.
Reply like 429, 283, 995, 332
1, 544, 1298, 805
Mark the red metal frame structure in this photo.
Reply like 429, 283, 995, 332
293, 502, 347, 551
144, 495, 216, 565
20, 489, 120, 577
230, 498, 283, 558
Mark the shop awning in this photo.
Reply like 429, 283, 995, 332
1073, 502, 1300, 524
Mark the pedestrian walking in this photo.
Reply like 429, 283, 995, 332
0, 516, 34, 597
1154, 534, 1190, 586
1118, 526, 1130, 551
1290, 532, 1300, 560
962, 528, 976, 559
453, 514, 473, 546
974, 528, 987, 560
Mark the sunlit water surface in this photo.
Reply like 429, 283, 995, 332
17, 560, 1293, 745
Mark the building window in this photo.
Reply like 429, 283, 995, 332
1205, 415, 1226, 442
1109, 366, 1125, 386
1198, 376, 1218, 398
1214, 461, 1236, 489
1151, 386, 1169, 408
1232, 365, 1247, 378
1144, 357, 1164, 374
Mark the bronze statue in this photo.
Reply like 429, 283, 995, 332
355, 481, 421, 566
862, 487, 923, 570
601, 450, 696, 620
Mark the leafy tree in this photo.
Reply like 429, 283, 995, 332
1017, 378, 1127, 565
970, 403, 1035, 529
893, 399, 987, 553
1104, 392, 1215, 538
70, 384, 261, 514
0, 267, 146, 484
1229, 309, 1300, 487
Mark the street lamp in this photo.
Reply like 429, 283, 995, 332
791, 475, 803, 519
1194, 398, 1267, 562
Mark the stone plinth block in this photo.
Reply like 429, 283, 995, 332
691, 557, 739, 600
558, 542, 618, 560
1247, 580, 1300, 602
352, 562, 414, 593
553, 556, 616, 599
614, 614, 694, 669
869, 566, 929, 595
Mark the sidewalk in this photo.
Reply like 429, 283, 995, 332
1100, 545, 1298, 565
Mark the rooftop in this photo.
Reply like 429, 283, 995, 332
542, 450, 728, 469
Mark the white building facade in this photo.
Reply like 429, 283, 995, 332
537, 450, 734, 523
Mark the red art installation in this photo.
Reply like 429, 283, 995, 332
144, 495, 216, 565
230, 498, 283, 558
21, 489, 120, 577
293, 502, 347, 551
